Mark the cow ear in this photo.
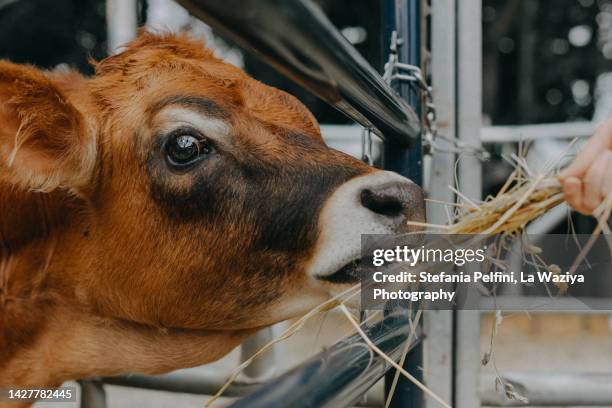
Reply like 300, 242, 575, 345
0, 61, 95, 193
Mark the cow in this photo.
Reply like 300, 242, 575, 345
0, 31, 424, 400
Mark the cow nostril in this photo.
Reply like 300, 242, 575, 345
360, 188, 405, 217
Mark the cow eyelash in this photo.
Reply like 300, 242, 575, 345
164, 128, 213, 169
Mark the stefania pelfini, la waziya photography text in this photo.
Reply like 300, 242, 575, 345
358, 234, 611, 311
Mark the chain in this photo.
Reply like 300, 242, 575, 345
378, 31, 489, 162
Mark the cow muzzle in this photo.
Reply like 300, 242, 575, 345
307, 170, 425, 283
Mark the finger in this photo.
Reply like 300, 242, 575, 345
563, 177, 590, 215
583, 152, 609, 213
597, 152, 612, 216
602, 152, 612, 199
560, 120, 612, 179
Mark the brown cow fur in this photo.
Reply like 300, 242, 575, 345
0, 31, 374, 396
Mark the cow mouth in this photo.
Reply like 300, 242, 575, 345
317, 258, 362, 284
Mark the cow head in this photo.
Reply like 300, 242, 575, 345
0, 32, 424, 385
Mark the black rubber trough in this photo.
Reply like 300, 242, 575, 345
229, 311, 420, 408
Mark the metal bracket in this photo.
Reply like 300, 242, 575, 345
361, 127, 374, 165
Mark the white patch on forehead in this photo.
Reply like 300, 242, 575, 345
155, 107, 230, 142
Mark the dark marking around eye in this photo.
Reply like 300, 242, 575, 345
164, 128, 213, 169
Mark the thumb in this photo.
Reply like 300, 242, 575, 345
560, 120, 612, 179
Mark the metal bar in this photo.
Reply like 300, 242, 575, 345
103, 371, 383, 407
79, 380, 107, 408
517, 0, 538, 125
174, 0, 421, 146
481, 121, 598, 143
382, 1, 424, 406
385, 329, 423, 408
320, 124, 364, 159
0, 0, 19, 11
106, 0, 138, 53
103, 370, 259, 397
228, 312, 420, 408
241, 327, 276, 379
480, 372, 612, 406
381, 0, 424, 184
455, 0, 483, 407
422, 0, 457, 406
525, 203, 568, 234
478, 296, 612, 312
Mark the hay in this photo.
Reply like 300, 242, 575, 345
384, 308, 422, 408
206, 150, 612, 408
386, 165, 575, 407
204, 284, 361, 407
412, 161, 612, 407
205, 172, 568, 408
413, 170, 565, 236
339, 304, 451, 408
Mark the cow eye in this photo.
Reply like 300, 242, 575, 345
165, 130, 211, 168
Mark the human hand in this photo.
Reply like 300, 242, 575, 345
558, 118, 612, 215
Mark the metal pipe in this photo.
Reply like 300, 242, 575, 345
481, 372, 612, 406
241, 327, 277, 379
478, 295, 612, 312
381, 0, 424, 183
102, 371, 383, 407
106, 0, 138, 53
481, 121, 597, 143
103, 370, 259, 397
455, 1, 483, 407
174, 0, 420, 146
423, 0, 457, 406
381, 1, 425, 407
228, 312, 420, 408
0, 0, 19, 10
79, 380, 107, 408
